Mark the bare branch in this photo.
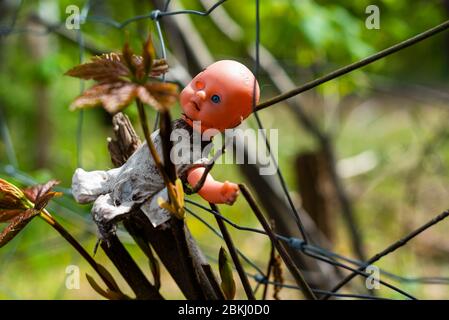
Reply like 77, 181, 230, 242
239, 184, 317, 300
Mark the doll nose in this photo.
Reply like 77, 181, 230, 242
195, 90, 206, 101
195, 80, 205, 90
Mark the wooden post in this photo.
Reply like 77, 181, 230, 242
295, 150, 336, 241
107, 112, 223, 300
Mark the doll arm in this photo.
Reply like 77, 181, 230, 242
187, 167, 239, 205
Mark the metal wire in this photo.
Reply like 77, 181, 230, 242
150, 3, 169, 132
0, 108, 18, 168
75, 0, 92, 168
186, 198, 416, 299
186, 197, 449, 290
251, 0, 310, 243
84, 0, 226, 29
203, 250, 394, 300
0, 0, 23, 37
185, 206, 265, 276
0, 0, 226, 36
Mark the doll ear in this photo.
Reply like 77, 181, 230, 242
230, 88, 258, 129
227, 114, 247, 130
252, 78, 261, 103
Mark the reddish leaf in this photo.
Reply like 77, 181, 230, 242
150, 59, 169, 77
0, 179, 60, 227
34, 191, 62, 211
24, 180, 61, 210
70, 82, 138, 114
66, 36, 175, 114
0, 209, 24, 223
136, 86, 163, 111
122, 41, 136, 75
65, 53, 129, 83
23, 180, 59, 203
0, 178, 29, 210
0, 209, 38, 248
144, 82, 179, 109
142, 35, 156, 76
134, 58, 168, 80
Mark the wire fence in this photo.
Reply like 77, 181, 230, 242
2, 0, 449, 300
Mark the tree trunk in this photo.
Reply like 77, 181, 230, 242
296, 150, 336, 241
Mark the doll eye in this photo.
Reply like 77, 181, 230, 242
211, 94, 221, 104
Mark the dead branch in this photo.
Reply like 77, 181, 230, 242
107, 112, 223, 299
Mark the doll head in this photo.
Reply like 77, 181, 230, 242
180, 60, 260, 133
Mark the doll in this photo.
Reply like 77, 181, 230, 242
72, 60, 260, 235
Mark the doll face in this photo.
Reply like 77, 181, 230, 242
180, 60, 259, 133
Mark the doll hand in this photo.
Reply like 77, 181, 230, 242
220, 181, 239, 205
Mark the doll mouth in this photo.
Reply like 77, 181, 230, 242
190, 100, 201, 111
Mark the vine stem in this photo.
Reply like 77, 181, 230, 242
38, 209, 120, 293
135, 98, 182, 215
239, 184, 317, 300
262, 243, 275, 300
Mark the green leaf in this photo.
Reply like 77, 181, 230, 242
96, 263, 120, 292
86, 274, 129, 300
218, 247, 236, 300
86, 273, 114, 300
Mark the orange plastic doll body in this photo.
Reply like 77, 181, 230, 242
181, 60, 259, 205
